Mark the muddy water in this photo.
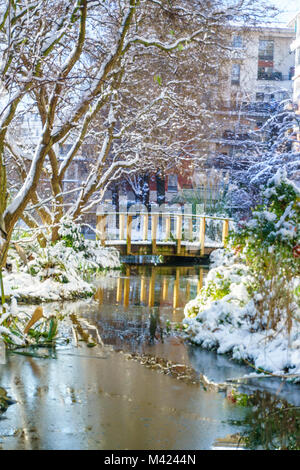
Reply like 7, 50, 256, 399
0, 265, 299, 450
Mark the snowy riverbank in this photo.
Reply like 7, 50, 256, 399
183, 249, 300, 379
3, 236, 121, 303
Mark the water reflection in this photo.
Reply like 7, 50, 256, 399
95, 265, 207, 313
89, 265, 208, 351
0, 346, 249, 450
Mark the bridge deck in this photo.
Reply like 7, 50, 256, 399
104, 240, 221, 257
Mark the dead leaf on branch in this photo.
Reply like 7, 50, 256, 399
24, 306, 44, 335
14, 243, 28, 265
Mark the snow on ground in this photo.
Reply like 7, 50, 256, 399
3, 238, 121, 303
183, 249, 300, 379
3, 271, 94, 303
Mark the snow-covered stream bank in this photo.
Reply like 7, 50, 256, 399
183, 249, 300, 380
2, 241, 121, 303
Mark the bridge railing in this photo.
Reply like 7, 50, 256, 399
96, 212, 234, 256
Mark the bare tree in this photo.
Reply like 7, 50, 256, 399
0, 0, 276, 265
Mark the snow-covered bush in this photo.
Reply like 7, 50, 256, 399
232, 168, 299, 257
230, 168, 299, 331
183, 169, 300, 376
2, 218, 120, 303
14, 218, 120, 278
58, 216, 87, 252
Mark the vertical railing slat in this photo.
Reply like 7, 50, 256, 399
151, 214, 158, 254
165, 215, 171, 240
126, 214, 133, 255
119, 213, 125, 240
143, 213, 148, 241
199, 217, 206, 256
222, 219, 229, 246
176, 214, 182, 255
187, 215, 193, 241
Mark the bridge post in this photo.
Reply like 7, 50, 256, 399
151, 214, 158, 254
199, 217, 206, 255
96, 215, 107, 246
222, 219, 229, 246
176, 214, 183, 255
126, 214, 133, 255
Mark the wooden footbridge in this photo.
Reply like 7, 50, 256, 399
96, 212, 232, 257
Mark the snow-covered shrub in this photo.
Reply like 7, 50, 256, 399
230, 168, 299, 332
58, 216, 86, 252
11, 218, 120, 280
3, 218, 120, 303
183, 170, 300, 376
232, 168, 299, 256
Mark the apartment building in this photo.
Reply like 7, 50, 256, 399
289, 12, 300, 152
207, 24, 296, 162
290, 12, 300, 104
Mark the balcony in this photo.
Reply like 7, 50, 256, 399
257, 71, 292, 81
222, 130, 251, 140
240, 101, 280, 114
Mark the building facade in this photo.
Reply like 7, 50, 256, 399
289, 12, 300, 152
206, 24, 296, 162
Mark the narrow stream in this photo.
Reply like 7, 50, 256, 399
0, 265, 299, 450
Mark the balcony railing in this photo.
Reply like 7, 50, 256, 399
257, 71, 292, 81
240, 101, 280, 113
222, 130, 251, 140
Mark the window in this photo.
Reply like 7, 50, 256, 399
60, 144, 72, 155
231, 64, 240, 85
256, 92, 264, 102
167, 175, 178, 191
277, 91, 287, 102
258, 39, 274, 61
232, 35, 243, 48
258, 39, 275, 80
257, 67, 282, 81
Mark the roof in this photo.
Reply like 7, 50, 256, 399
287, 11, 300, 28
228, 22, 295, 37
